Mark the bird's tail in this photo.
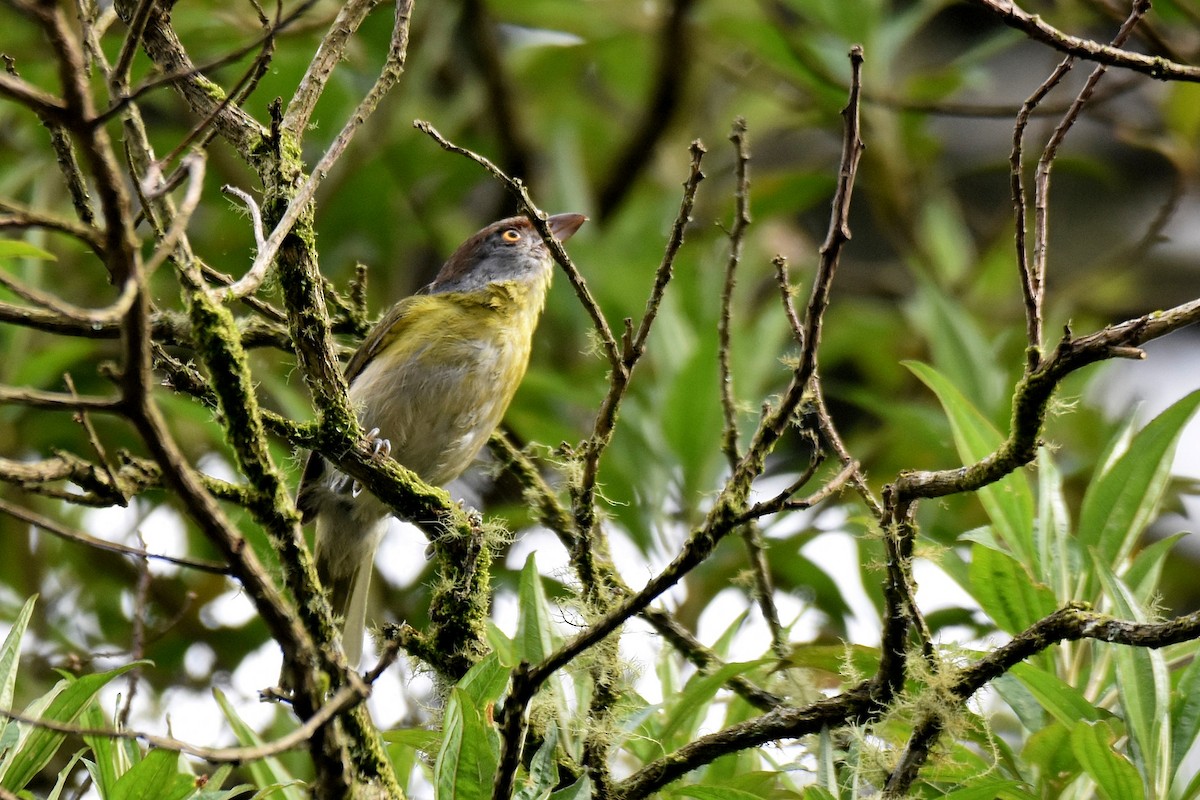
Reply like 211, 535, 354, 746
315, 514, 388, 667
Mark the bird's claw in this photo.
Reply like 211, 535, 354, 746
331, 428, 394, 498
365, 427, 393, 459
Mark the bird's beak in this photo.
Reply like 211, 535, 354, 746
547, 213, 587, 242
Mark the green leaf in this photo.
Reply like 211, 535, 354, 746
213, 688, 302, 800
1123, 532, 1187, 604
46, 749, 86, 800
968, 543, 1056, 635
658, 660, 768, 750
516, 553, 561, 663
907, 278, 1001, 412
549, 775, 592, 800
659, 335, 725, 500
1095, 561, 1169, 795
1034, 448, 1074, 598
485, 622, 518, 668
1022, 722, 1080, 781
458, 652, 511, 708
110, 749, 195, 800
817, 726, 837, 795
800, 789, 837, 800
781, 644, 879, 680
1071, 720, 1146, 800
1078, 389, 1200, 584
81, 700, 123, 796
0, 662, 143, 791
907, 361, 1034, 564
435, 686, 500, 800
939, 780, 1032, 800
0, 595, 34, 710
0, 596, 36, 749
513, 555, 574, 758
1171, 644, 1200, 774
1010, 662, 1104, 728
0, 239, 56, 261
515, 724, 559, 800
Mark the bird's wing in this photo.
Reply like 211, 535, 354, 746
342, 296, 425, 383
297, 296, 427, 520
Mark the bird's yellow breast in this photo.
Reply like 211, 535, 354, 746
347, 278, 548, 487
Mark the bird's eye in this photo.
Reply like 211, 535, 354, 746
500, 228, 522, 243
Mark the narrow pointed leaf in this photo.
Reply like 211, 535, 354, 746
1072, 720, 1145, 800
435, 687, 500, 800
1, 663, 142, 791
1078, 389, 1200, 578
213, 688, 302, 800
907, 361, 1034, 564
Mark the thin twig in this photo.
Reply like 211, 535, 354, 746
1011, 56, 1074, 363
221, 0, 413, 302
414, 119, 623, 374
141, 151, 207, 275
0, 684, 368, 764
488, 432, 785, 710
719, 118, 751, 467
1029, 0, 1149, 359
717, 119, 788, 656
0, 498, 230, 574
574, 141, 706, 544
111, 0, 155, 88
93, 0, 318, 129
0, 265, 136, 327
773, 255, 804, 346
809, 375, 883, 520
0, 384, 122, 411
282, 0, 380, 136
734, 457, 854, 524
0, 72, 68, 120
0, 201, 104, 252
118, 529, 152, 728
63, 372, 124, 503
967, 0, 1200, 82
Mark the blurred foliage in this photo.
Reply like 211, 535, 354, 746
2, 0, 1200, 796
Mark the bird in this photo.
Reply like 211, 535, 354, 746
297, 212, 586, 665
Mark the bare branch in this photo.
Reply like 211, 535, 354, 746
1011, 57, 1075, 361
0, 498, 229, 574
414, 118, 623, 374
1019, 0, 1149, 368
221, 0, 413, 302
572, 141, 706, 547
488, 432, 785, 711
0, 683, 368, 764
719, 118, 752, 466
967, 0, 1199, 82
0, 384, 122, 412
283, 0, 381, 136
141, 151, 207, 276
0, 72, 69, 120
0, 202, 104, 253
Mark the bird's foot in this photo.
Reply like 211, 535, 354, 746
351, 428, 393, 497
457, 498, 484, 527
367, 427, 393, 460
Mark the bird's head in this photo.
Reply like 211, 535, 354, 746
425, 213, 587, 295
